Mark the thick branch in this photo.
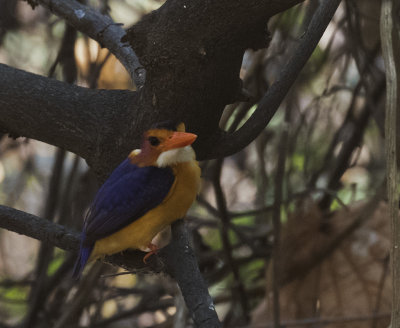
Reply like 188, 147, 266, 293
33, 0, 144, 86
0, 64, 139, 176
160, 221, 221, 328
203, 0, 342, 159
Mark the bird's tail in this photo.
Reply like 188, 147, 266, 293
72, 234, 93, 279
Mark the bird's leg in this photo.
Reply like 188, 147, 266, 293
143, 243, 159, 263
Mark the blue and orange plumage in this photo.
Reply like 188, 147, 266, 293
73, 122, 201, 278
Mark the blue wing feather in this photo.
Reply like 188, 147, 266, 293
83, 158, 175, 244
72, 239, 92, 279
73, 158, 175, 278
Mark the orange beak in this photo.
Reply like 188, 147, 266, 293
163, 132, 197, 151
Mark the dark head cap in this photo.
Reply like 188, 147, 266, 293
150, 120, 179, 131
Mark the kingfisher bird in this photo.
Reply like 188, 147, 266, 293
73, 122, 201, 278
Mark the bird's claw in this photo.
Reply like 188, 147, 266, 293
143, 243, 159, 264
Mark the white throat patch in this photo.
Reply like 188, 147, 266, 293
156, 146, 195, 167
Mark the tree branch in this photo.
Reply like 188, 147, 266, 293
204, 0, 342, 159
380, 0, 400, 325
159, 220, 221, 328
30, 0, 145, 87
0, 63, 139, 176
0, 205, 147, 271
0, 205, 79, 252
0, 206, 220, 327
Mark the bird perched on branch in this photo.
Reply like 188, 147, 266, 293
73, 122, 200, 278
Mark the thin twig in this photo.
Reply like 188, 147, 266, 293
372, 255, 390, 328
205, 0, 342, 158
23, 149, 66, 328
271, 100, 292, 328
213, 159, 250, 324
53, 263, 104, 328
91, 298, 174, 328
32, 0, 144, 86
380, 0, 400, 326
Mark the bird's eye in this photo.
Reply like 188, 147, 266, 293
148, 136, 160, 146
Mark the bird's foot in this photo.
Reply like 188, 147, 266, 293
143, 243, 159, 264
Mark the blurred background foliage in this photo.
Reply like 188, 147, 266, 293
0, 0, 392, 327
